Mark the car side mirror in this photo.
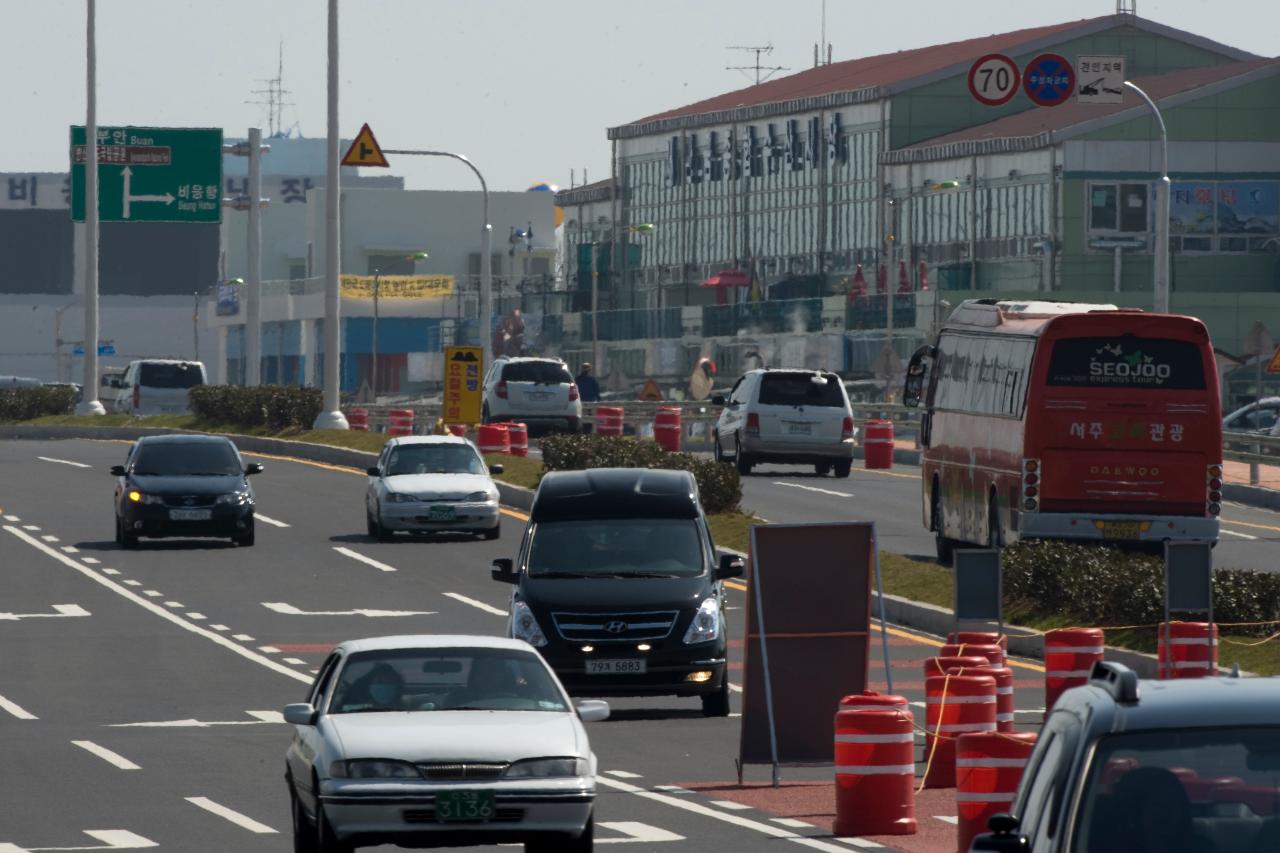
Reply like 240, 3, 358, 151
366, 466, 381, 477
716, 553, 745, 580
711, 395, 726, 406
970, 814, 1028, 852
244, 462, 264, 476
489, 464, 504, 475
282, 703, 318, 726
491, 558, 518, 584
109, 465, 126, 477
576, 700, 610, 723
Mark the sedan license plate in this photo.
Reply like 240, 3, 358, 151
1101, 521, 1141, 540
586, 659, 646, 675
428, 505, 457, 522
168, 509, 212, 521
435, 789, 496, 823
786, 422, 812, 435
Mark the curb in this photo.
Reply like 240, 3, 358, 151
1223, 482, 1280, 511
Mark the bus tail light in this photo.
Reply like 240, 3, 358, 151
746, 413, 760, 437
1022, 458, 1041, 512
1206, 464, 1223, 516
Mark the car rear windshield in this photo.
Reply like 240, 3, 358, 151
527, 518, 705, 578
133, 441, 241, 476
385, 444, 485, 476
139, 362, 204, 389
758, 372, 846, 407
1072, 726, 1280, 853
502, 362, 572, 384
1047, 337, 1205, 390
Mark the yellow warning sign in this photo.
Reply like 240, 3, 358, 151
444, 346, 484, 424
341, 123, 389, 167
1266, 345, 1280, 375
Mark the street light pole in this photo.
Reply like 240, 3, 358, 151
76, 0, 105, 415
371, 269, 379, 399
1124, 80, 1170, 313
245, 126, 264, 386
590, 242, 599, 367
314, 0, 348, 429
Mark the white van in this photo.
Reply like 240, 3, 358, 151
110, 359, 206, 416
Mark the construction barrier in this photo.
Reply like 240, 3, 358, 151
948, 631, 1008, 663
863, 419, 894, 469
346, 407, 369, 431
956, 731, 1038, 853
923, 672, 997, 789
654, 406, 682, 452
446, 424, 467, 438
1044, 628, 1105, 711
1158, 621, 1218, 680
505, 422, 529, 457
596, 405, 625, 437
924, 655, 990, 679
833, 708, 918, 837
839, 691, 908, 712
477, 423, 511, 455
941, 643, 1005, 668
388, 408, 415, 437
987, 667, 1016, 733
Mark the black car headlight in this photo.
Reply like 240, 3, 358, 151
330, 759, 421, 779
503, 758, 588, 779
215, 490, 251, 505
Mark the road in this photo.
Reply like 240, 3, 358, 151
0, 438, 1052, 853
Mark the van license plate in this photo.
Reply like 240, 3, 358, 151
786, 423, 812, 435
586, 659, 646, 675
1101, 521, 1141, 540
169, 509, 212, 521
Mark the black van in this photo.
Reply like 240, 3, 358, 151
491, 468, 743, 716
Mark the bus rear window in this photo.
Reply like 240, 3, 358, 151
1046, 337, 1205, 390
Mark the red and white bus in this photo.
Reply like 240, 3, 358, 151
903, 299, 1222, 563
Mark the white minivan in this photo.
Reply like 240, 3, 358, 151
110, 359, 207, 416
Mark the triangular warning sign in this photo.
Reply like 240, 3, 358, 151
1266, 345, 1280, 375
639, 378, 664, 402
341, 123, 389, 167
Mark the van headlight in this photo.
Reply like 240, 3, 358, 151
511, 600, 548, 647
682, 597, 721, 644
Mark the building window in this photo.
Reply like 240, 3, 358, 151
1089, 182, 1147, 233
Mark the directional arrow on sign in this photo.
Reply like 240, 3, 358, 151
262, 602, 437, 618
0, 604, 89, 621
120, 167, 174, 220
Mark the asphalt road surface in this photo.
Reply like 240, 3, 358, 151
0, 439, 1055, 853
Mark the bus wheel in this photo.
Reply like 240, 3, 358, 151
933, 491, 954, 566
987, 495, 1003, 549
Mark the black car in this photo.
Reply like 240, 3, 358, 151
491, 468, 743, 717
112, 435, 262, 548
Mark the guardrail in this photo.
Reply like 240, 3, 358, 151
1223, 430, 1280, 486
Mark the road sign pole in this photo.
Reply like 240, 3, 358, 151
1124, 80, 1170, 314
314, 0, 349, 430
245, 127, 263, 387
77, 0, 105, 416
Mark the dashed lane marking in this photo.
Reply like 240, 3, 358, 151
40, 534, 59, 542
164, 601, 184, 609
773, 818, 816, 828
185, 797, 277, 834
654, 786, 694, 794
22, 524, 40, 531
72, 740, 141, 770
233, 633, 254, 642
712, 801, 753, 811
0, 694, 37, 720
606, 770, 643, 779
142, 590, 162, 598
37, 455, 92, 468
81, 557, 100, 565
284, 657, 307, 665
333, 546, 397, 573
187, 613, 206, 621
258, 646, 281, 654
262, 601, 437, 618
123, 580, 141, 587
211, 624, 229, 631
3, 515, 19, 522
101, 568, 120, 576
443, 592, 507, 616
60, 545, 79, 553
1221, 528, 1259, 540
773, 482, 854, 498
254, 513, 289, 528
934, 815, 959, 825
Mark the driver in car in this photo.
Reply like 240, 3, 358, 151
448, 657, 525, 708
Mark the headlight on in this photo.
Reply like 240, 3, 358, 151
329, 759, 420, 779
682, 597, 721, 644
131, 492, 163, 505
504, 757, 588, 779
511, 600, 548, 647
215, 491, 250, 505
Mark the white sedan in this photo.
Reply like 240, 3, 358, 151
365, 435, 503, 540
284, 635, 607, 853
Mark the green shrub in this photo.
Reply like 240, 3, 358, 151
188, 385, 322, 430
1003, 540, 1280, 636
538, 433, 742, 514
0, 386, 76, 421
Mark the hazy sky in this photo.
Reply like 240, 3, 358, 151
6, 0, 1276, 192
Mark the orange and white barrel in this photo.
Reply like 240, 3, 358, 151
346, 407, 369, 431
1044, 628, 1104, 710
833, 708, 918, 837
476, 423, 511, 455
863, 419, 894, 469
923, 655, 990, 679
505, 422, 529, 457
446, 423, 467, 438
654, 406, 682, 451
956, 731, 1038, 853
941, 642, 1005, 668
387, 408, 415, 437
1158, 621, 1218, 679
595, 405, 624, 437
922, 672, 997, 789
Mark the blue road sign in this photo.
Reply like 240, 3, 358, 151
1022, 53, 1076, 107
71, 344, 115, 357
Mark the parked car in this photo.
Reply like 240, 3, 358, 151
491, 468, 743, 717
1223, 396, 1280, 436
482, 357, 581, 433
283, 635, 606, 852
972, 661, 1280, 852
365, 436, 503, 541
108, 359, 206, 416
0, 375, 42, 388
712, 368, 857, 477
111, 434, 260, 548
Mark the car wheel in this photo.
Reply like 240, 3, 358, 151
713, 433, 725, 463
120, 523, 139, 550
933, 490, 954, 567
833, 459, 852, 478
735, 438, 753, 476
114, 515, 123, 545
290, 787, 318, 853
365, 513, 378, 539
814, 462, 831, 476
483, 525, 501, 541
701, 675, 732, 718
315, 801, 353, 853
528, 815, 593, 853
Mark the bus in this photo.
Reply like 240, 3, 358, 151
903, 299, 1222, 563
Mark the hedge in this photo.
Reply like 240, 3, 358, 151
1003, 540, 1280, 636
539, 433, 742, 515
0, 386, 76, 421
188, 385, 322, 430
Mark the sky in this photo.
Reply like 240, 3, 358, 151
5, 0, 1277, 192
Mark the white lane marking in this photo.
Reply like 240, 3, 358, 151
934, 815, 959, 825
0, 604, 90, 621
102, 568, 120, 576
606, 770, 643, 779
82, 829, 159, 847
22, 524, 40, 531
262, 601, 438, 618
112, 715, 284, 729
0, 694, 37, 720
164, 601, 184, 609
712, 800, 753, 811
1221, 528, 1259, 540
259, 646, 281, 654
254, 513, 290, 528
247, 710, 284, 722
61, 545, 79, 553
773, 481, 854, 498
123, 580, 142, 587
595, 775, 855, 853
72, 740, 141, 770
597, 821, 685, 843
655, 786, 694, 794
53, 604, 90, 616
728, 682, 743, 693
333, 546, 397, 573
41, 534, 59, 542
773, 818, 815, 828
837, 838, 885, 848
81, 557, 100, 565
37, 455, 92, 468
443, 592, 507, 616
185, 797, 278, 834
211, 624, 229, 631
284, 657, 307, 665
233, 634, 255, 642
3, 527, 311, 685
187, 613, 206, 621
3, 514, 19, 522
142, 590, 162, 598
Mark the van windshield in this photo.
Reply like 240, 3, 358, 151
502, 362, 572, 384
758, 372, 846, 407
527, 519, 705, 578
139, 362, 204, 389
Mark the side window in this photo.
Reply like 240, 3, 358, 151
309, 654, 342, 708
1019, 712, 1081, 846
729, 377, 748, 405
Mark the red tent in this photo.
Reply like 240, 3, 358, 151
918, 260, 930, 292
897, 259, 912, 294
703, 269, 752, 306
848, 264, 868, 302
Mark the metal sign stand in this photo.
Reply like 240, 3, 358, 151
871, 524, 894, 696
953, 548, 1003, 639
1163, 541, 1214, 675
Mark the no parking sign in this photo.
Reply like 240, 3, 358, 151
1022, 53, 1076, 107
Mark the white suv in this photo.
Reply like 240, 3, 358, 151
481, 357, 582, 433
110, 359, 207, 416
713, 369, 856, 477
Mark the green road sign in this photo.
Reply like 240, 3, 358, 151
70, 126, 222, 223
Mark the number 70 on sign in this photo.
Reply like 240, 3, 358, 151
967, 53, 1021, 107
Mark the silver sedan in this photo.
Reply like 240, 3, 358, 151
365, 436, 503, 541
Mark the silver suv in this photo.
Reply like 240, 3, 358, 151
712, 369, 856, 477
481, 357, 582, 433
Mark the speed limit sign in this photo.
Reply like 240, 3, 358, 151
967, 53, 1020, 106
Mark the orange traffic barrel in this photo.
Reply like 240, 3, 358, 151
833, 708, 918, 837
387, 408, 414, 437
941, 643, 1004, 668
839, 691, 908, 713
1044, 628, 1104, 710
595, 405, 624, 437
1158, 621, 1218, 680
948, 631, 1008, 660
923, 672, 996, 789
863, 419, 894, 469
983, 666, 1016, 733
347, 407, 369, 432
446, 423, 467, 438
654, 406, 682, 451
476, 423, 511, 455
956, 731, 1038, 853
505, 422, 529, 457
923, 655, 990, 679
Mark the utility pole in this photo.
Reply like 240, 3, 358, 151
193, 291, 199, 361
726, 44, 788, 86
314, 0, 348, 430
76, 0, 105, 415
371, 269, 380, 399
222, 130, 270, 386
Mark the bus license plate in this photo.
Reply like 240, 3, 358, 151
1101, 521, 1141, 540
586, 659, 646, 675
435, 789, 495, 822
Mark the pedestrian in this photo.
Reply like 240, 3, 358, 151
575, 362, 600, 403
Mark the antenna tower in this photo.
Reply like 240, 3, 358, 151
1116, 0, 1136, 14
247, 42, 298, 138
814, 0, 833, 66
726, 44, 789, 86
